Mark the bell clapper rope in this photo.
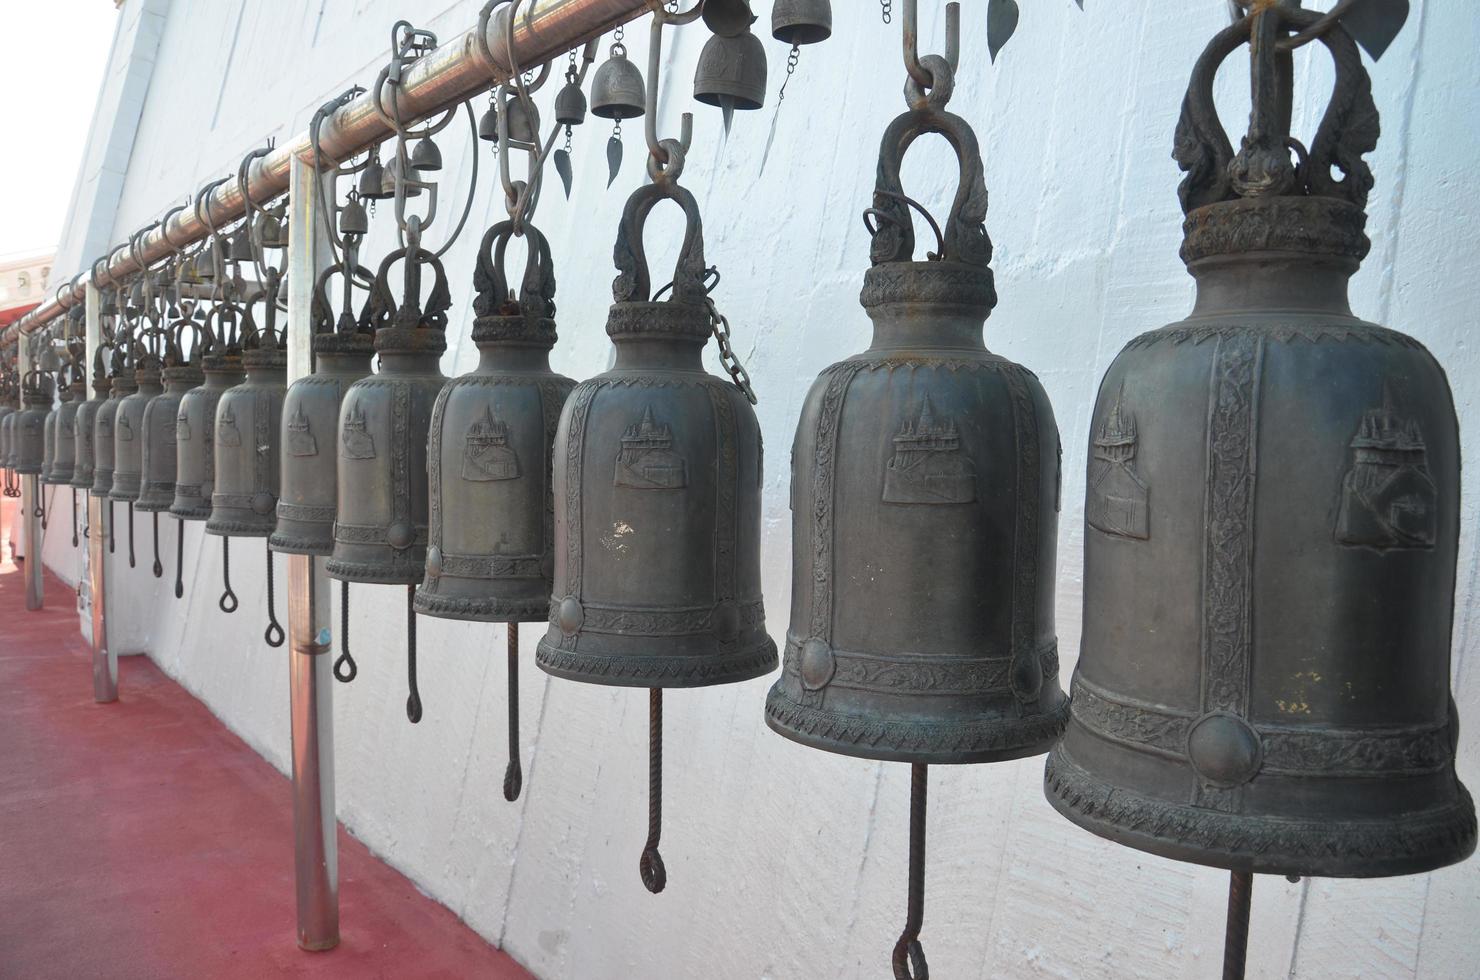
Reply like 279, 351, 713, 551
503, 626, 523, 801
892, 763, 928, 980
334, 580, 357, 683
219, 535, 238, 613
151, 512, 162, 578
174, 518, 184, 599
264, 540, 284, 648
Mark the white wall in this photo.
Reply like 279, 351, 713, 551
41, 2, 1480, 978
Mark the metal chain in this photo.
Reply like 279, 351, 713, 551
704, 296, 757, 405
778, 43, 801, 103
881, 0, 893, 24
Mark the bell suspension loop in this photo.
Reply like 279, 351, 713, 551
503, 626, 522, 802
334, 581, 357, 683
219, 537, 238, 613
405, 585, 422, 723
151, 512, 162, 578
892, 763, 929, 980
174, 518, 184, 599
264, 540, 284, 648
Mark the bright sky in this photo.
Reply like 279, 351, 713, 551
0, 1, 118, 258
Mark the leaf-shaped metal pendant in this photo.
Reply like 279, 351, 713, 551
988, 0, 1020, 63
1341, 0, 1409, 62
606, 135, 622, 188
721, 95, 735, 138
554, 148, 573, 199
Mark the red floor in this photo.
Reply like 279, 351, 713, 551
0, 504, 531, 979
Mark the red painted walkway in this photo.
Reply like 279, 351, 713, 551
0, 504, 531, 979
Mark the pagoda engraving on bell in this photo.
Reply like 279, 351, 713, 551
1044, 4, 1476, 878
415, 219, 575, 622
614, 406, 686, 490
765, 64, 1066, 765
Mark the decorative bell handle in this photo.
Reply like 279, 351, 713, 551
610, 179, 707, 306
473, 220, 555, 320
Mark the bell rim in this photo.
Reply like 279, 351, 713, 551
323, 554, 425, 585
535, 633, 778, 689
204, 518, 274, 537
764, 683, 1069, 765
1044, 747, 1478, 878
412, 588, 548, 623
267, 530, 334, 556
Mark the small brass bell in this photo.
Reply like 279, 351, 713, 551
501, 92, 541, 147
478, 102, 501, 143
339, 195, 370, 237
410, 137, 442, 173
702, 0, 756, 37
554, 79, 586, 127
381, 155, 423, 199
538, 179, 775, 892
71, 349, 110, 492
416, 219, 575, 800
255, 209, 289, 251
358, 154, 393, 200
590, 44, 646, 120
693, 29, 768, 113
772, 0, 832, 45
227, 225, 255, 263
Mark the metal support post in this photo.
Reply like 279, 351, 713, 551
286, 153, 338, 951
85, 283, 116, 702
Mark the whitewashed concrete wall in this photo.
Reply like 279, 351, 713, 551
40, 2, 1480, 977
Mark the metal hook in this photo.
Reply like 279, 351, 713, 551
902, 0, 960, 90
644, 7, 696, 182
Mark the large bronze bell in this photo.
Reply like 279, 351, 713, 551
1044, 4, 1476, 882
270, 250, 375, 557
139, 315, 203, 588
416, 219, 575, 800
39, 381, 59, 485
92, 343, 135, 500
693, 29, 767, 113
171, 311, 244, 521
536, 176, 775, 892
49, 355, 84, 487
14, 369, 52, 476
108, 348, 163, 504
205, 315, 287, 538
766, 37, 1063, 975
71, 352, 109, 493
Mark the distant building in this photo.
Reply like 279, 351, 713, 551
0, 251, 52, 331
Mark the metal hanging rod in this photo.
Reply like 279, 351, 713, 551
4, 0, 659, 346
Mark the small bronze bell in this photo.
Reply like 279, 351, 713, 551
410, 137, 442, 172
693, 29, 768, 113
73, 350, 109, 492
589, 42, 645, 121
478, 102, 501, 143
702, 0, 756, 37
768, 24, 1064, 973
271, 251, 375, 557
358, 154, 394, 201
772, 0, 832, 46
416, 219, 576, 801
14, 369, 52, 476
537, 176, 775, 892
1046, 3, 1476, 884
501, 93, 541, 147
554, 79, 586, 127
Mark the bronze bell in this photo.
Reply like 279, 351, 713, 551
501, 92, 541, 147
693, 29, 767, 113
109, 349, 163, 504
554, 78, 586, 127
72, 351, 110, 492
205, 329, 287, 537
537, 177, 775, 892
772, 0, 832, 46
91, 346, 135, 499
14, 369, 52, 475
137, 339, 200, 513
271, 250, 376, 557
40, 384, 58, 484
702, 0, 756, 37
416, 220, 576, 801
172, 316, 244, 521
0, 403, 14, 495
48, 366, 83, 486
358, 154, 393, 201
1044, 5, 1477, 881
589, 43, 645, 121
326, 247, 449, 585
766, 42, 1063, 977
410, 137, 442, 173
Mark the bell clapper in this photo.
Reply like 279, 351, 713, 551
1222, 871, 1253, 980
264, 540, 284, 648
892, 763, 928, 980
107, 500, 115, 553
503, 626, 522, 802
333, 581, 357, 683
640, 687, 667, 895
127, 500, 136, 568
218, 537, 238, 613
405, 585, 422, 723
38, 487, 47, 529
151, 512, 162, 578
174, 518, 184, 599
71, 489, 78, 547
